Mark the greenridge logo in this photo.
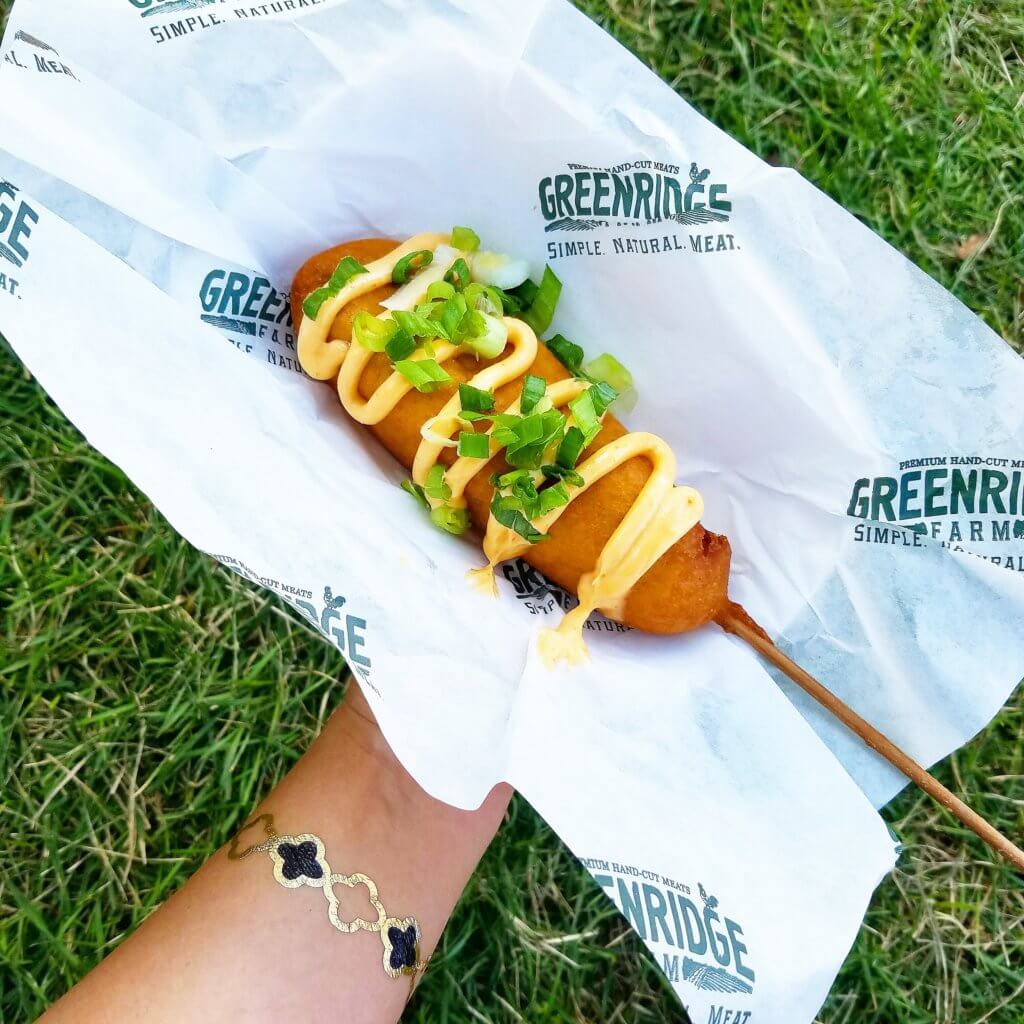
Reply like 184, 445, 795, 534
129, 0, 216, 18
212, 557, 374, 687
583, 858, 755, 1006
539, 161, 731, 233
848, 455, 1024, 570
199, 268, 292, 336
0, 182, 39, 270
502, 558, 630, 632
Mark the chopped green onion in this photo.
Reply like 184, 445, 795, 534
490, 468, 531, 489
394, 358, 453, 393
463, 312, 508, 359
519, 374, 547, 415
458, 410, 494, 423
556, 425, 586, 469
424, 464, 452, 501
457, 431, 491, 459
437, 293, 469, 339
444, 258, 472, 290
510, 470, 538, 497
472, 251, 530, 290
463, 282, 504, 317
328, 255, 369, 291
392, 249, 433, 285
590, 381, 618, 416
538, 482, 570, 515
458, 383, 495, 414
352, 311, 397, 352
542, 463, 585, 487
491, 425, 518, 449
400, 479, 429, 510
427, 280, 456, 302
568, 389, 600, 443
450, 226, 481, 252
511, 278, 539, 308
430, 504, 471, 535
490, 494, 547, 544
503, 409, 566, 469
584, 352, 633, 395
302, 286, 333, 320
385, 328, 416, 362
546, 333, 585, 374
492, 287, 525, 315
392, 309, 446, 340
613, 388, 639, 415
304, 256, 370, 319
520, 266, 562, 334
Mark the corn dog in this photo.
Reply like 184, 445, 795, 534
292, 232, 730, 661
290, 231, 1024, 868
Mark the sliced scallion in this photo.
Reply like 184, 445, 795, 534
568, 389, 600, 443
556, 425, 586, 469
385, 328, 416, 362
392, 249, 433, 285
590, 381, 618, 416
430, 504, 470, 535
458, 383, 495, 414
519, 374, 547, 415
541, 463, 585, 487
584, 352, 633, 395
463, 282, 504, 318
328, 255, 369, 291
463, 312, 508, 359
490, 493, 547, 544
302, 286, 333, 321
546, 333, 585, 374
427, 280, 456, 302
520, 266, 562, 334
304, 256, 369, 319
457, 431, 491, 459
444, 257, 472, 290
393, 358, 453, 393
472, 251, 530, 290
352, 311, 397, 352
393, 309, 446, 340
450, 226, 481, 252
491, 468, 531, 489
538, 482, 570, 515
511, 278, 539, 308
424, 464, 452, 502
400, 479, 429, 510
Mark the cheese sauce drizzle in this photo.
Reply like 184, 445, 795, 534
297, 236, 704, 665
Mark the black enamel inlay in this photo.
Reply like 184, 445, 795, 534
388, 925, 418, 971
278, 840, 323, 881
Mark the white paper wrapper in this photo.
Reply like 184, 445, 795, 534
2, 2, 1021, 1020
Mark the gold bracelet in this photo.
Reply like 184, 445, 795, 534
228, 813, 429, 982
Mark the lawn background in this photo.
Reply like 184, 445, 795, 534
1, 2, 1022, 1022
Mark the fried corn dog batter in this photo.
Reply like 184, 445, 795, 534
293, 236, 731, 661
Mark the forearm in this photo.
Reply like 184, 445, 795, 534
38, 684, 512, 1024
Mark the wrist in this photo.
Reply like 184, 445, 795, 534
321, 682, 513, 839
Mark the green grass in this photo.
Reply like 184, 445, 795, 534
2, 1, 1023, 1021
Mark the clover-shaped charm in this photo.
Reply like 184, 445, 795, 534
269, 834, 329, 889
326, 872, 387, 934
380, 916, 421, 977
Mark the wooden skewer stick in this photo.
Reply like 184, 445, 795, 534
717, 604, 1024, 872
